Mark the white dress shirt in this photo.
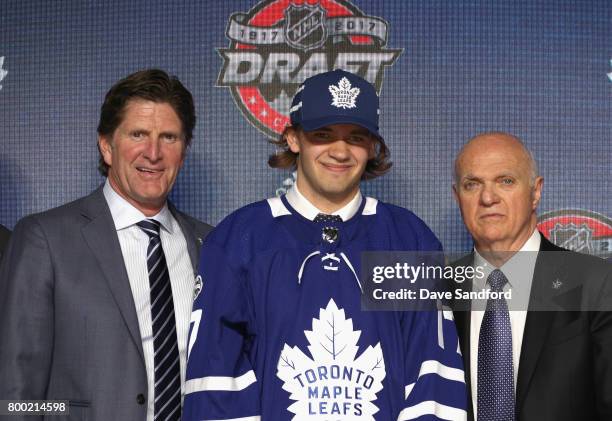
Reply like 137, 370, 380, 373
469, 228, 540, 418
103, 180, 195, 421
285, 183, 362, 221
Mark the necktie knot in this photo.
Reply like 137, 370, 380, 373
137, 219, 161, 239
314, 213, 343, 223
487, 269, 508, 292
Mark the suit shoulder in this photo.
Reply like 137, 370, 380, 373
556, 247, 612, 278
8, 202, 82, 255
14, 193, 94, 230
0, 224, 10, 244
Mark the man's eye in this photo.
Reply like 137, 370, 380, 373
313, 132, 330, 140
463, 181, 477, 190
501, 178, 514, 185
347, 136, 368, 144
162, 134, 179, 143
131, 131, 145, 139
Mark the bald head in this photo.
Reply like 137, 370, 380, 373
452, 131, 544, 252
454, 132, 538, 186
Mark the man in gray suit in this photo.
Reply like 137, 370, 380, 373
0, 69, 212, 420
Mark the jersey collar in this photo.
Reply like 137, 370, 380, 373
285, 183, 363, 222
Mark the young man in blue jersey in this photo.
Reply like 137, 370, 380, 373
183, 70, 467, 420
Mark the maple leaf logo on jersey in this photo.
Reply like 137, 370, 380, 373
329, 77, 360, 109
277, 299, 385, 419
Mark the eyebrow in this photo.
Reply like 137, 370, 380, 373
461, 173, 517, 181
159, 130, 181, 137
350, 128, 372, 136
311, 127, 371, 136
461, 174, 481, 182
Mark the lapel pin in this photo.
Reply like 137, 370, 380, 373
194, 275, 203, 300
552, 279, 563, 290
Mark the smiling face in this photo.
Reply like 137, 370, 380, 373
286, 123, 375, 213
98, 99, 185, 216
453, 134, 543, 252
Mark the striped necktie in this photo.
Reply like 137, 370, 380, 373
477, 268, 515, 421
137, 219, 181, 421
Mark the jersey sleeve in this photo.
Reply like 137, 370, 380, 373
182, 243, 260, 421
397, 309, 468, 421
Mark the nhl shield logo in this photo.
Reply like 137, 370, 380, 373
538, 209, 612, 259
284, 5, 327, 51
550, 222, 593, 254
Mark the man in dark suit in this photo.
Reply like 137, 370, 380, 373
0, 69, 212, 420
0, 224, 10, 260
451, 132, 612, 421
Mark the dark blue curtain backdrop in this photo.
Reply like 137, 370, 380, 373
1, 1, 610, 256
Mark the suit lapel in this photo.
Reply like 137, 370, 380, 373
169, 203, 204, 272
80, 187, 145, 360
515, 235, 562, 410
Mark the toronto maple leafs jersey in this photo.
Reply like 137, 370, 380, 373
183, 193, 467, 421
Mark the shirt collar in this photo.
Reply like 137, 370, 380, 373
102, 178, 174, 233
473, 228, 541, 289
285, 183, 363, 222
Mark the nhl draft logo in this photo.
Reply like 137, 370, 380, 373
538, 209, 612, 259
218, 0, 402, 138
277, 299, 386, 419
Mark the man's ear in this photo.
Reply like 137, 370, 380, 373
98, 135, 113, 166
285, 128, 300, 154
368, 138, 378, 160
531, 176, 544, 210
452, 183, 460, 203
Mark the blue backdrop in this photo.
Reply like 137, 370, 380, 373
1, 0, 610, 256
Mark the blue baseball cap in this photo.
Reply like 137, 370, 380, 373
289, 69, 383, 141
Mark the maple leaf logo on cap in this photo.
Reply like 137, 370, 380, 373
329, 77, 360, 109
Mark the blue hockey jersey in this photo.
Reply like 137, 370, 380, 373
183, 194, 467, 420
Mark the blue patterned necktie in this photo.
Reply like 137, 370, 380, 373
137, 219, 181, 421
477, 269, 515, 421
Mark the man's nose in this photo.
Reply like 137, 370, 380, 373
479, 183, 500, 206
328, 140, 350, 160
143, 138, 162, 161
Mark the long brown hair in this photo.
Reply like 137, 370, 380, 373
268, 125, 392, 180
